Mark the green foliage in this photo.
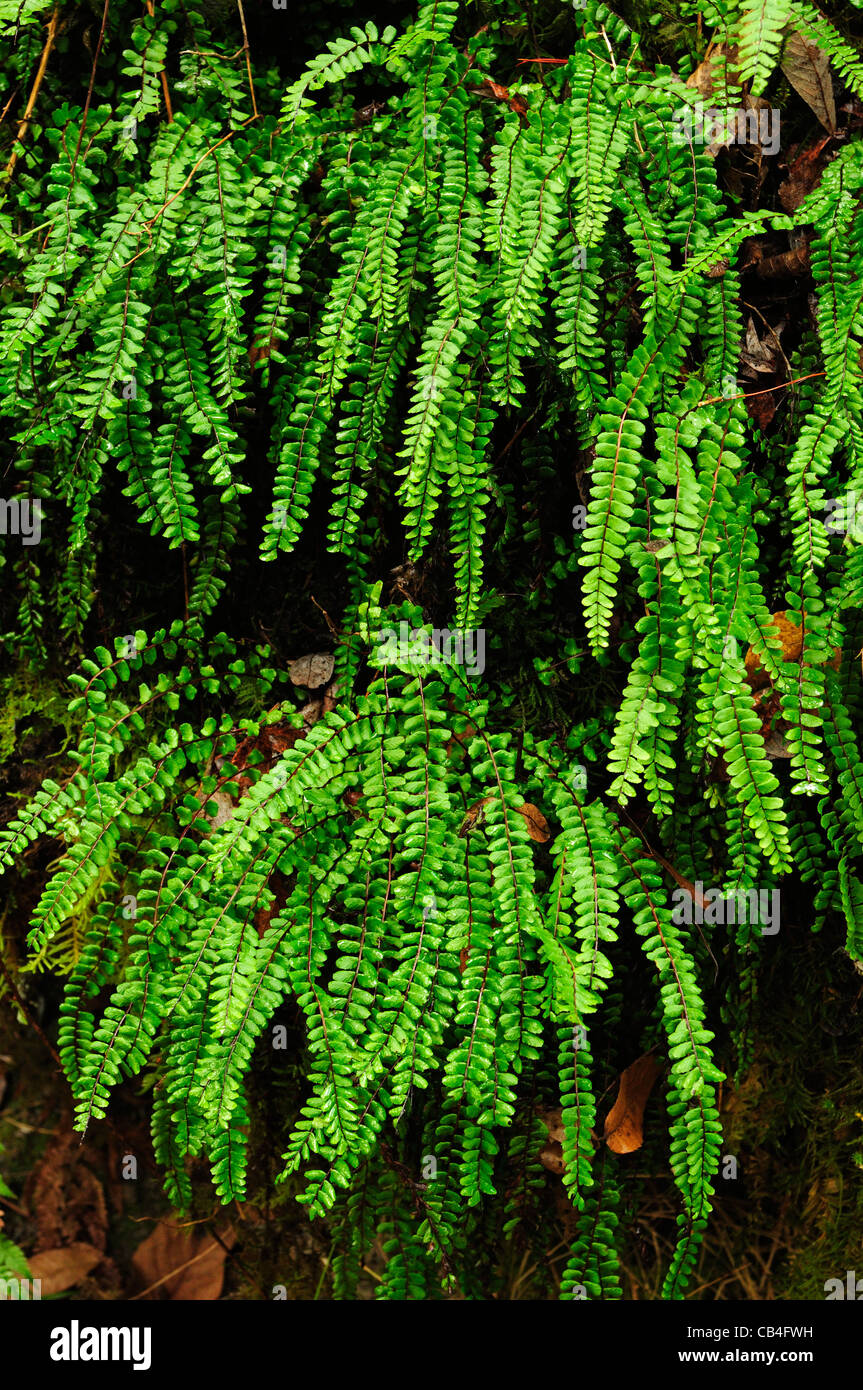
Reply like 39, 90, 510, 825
1, 0, 863, 1300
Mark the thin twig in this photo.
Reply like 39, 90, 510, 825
700, 369, 825, 406
141, 115, 260, 234
4, 6, 60, 179
145, 0, 174, 122
117, 114, 261, 273
237, 0, 258, 118
0, 86, 20, 126
70, 0, 111, 177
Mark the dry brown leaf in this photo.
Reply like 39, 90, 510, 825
537, 1107, 566, 1174
288, 652, 334, 689
248, 335, 275, 369
740, 318, 784, 377
652, 852, 710, 911
738, 316, 785, 430
131, 1219, 235, 1300
603, 1053, 663, 1155
444, 720, 477, 757
685, 42, 740, 98
458, 798, 550, 842
202, 786, 236, 829
539, 1142, 565, 1175
515, 802, 550, 843
747, 231, 811, 280
300, 698, 323, 728
745, 610, 802, 688
27, 1130, 108, 1252
541, 1107, 564, 1142
28, 1242, 103, 1295
744, 610, 840, 689
781, 31, 836, 132
685, 57, 715, 97
476, 75, 528, 117
763, 730, 793, 759
458, 795, 494, 838
779, 135, 833, 212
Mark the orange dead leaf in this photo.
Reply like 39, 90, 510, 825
515, 802, 551, 843
444, 721, 477, 757
603, 1053, 663, 1155
28, 1242, 103, 1295
745, 610, 840, 690
131, 1219, 235, 1300
539, 1142, 565, 1175
685, 42, 740, 99
248, 333, 276, 368
653, 852, 710, 911
476, 76, 528, 116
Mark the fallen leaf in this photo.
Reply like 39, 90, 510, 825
685, 57, 716, 98
288, 652, 334, 689
745, 611, 802, 689
253, 869, 290, 938
476, 75, 528, 117
458, 795, 494, 838
746, 386, 778, 432
746, 230, 811, 279
444, 720, 477, 757
539, 1142, 565, 1175
131, 1219, 235, 1300
27, 1129, 108, 1252
763, 730, 793, 758
744, 611, 840, 689
737, 316, 785, 428
28, 1242, 103, 1295
202, 786, 236, 829
538, 1106, 565, 1144
515, 802, 551, 843
779, 135, 833, 212
685, 42, 741, 98
300, 698, 323, 728
248, 334, 275, 369
537, 1107, 566, 1174
603, 1054, 663, 1155
260, 718, 303, 757
740, 318, 784, 377
653, 853, 710, 912
781, 31, 836, 132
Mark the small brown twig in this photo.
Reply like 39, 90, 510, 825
0, 87, 20, 126
700, 369, 825, 406
145, 0, 174, 122
70, 0, 110, 178
237, 0, 258, 118
4, 5, 60, 180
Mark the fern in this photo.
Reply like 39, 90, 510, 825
2, 0, 863, 1304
